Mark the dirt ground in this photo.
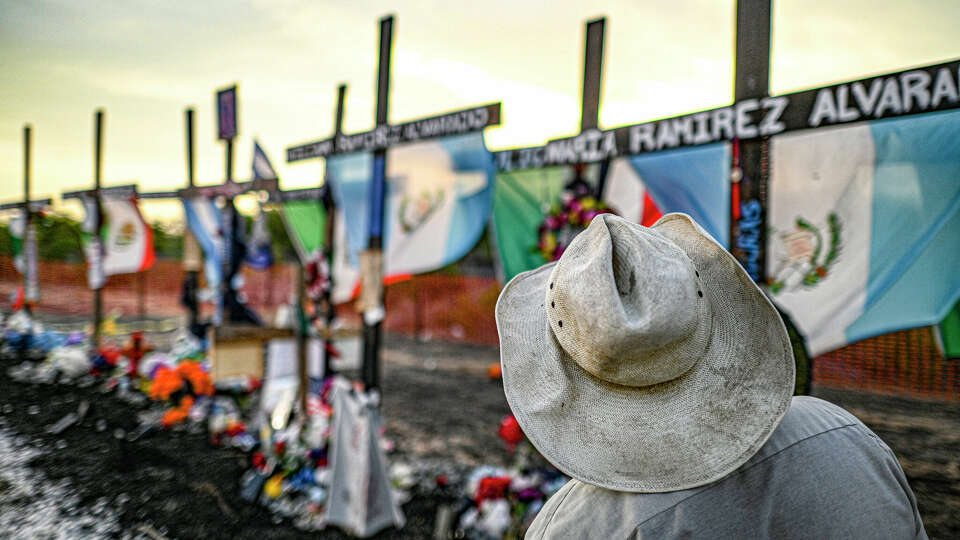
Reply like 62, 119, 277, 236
0, 333, 956, 539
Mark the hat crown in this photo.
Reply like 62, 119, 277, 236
546, 214, 711, 387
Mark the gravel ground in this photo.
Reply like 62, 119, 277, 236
0, 333, 956, 539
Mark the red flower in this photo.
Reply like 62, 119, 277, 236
475, 476, 511, 503
252, 451, 267, 470
498, 414, 524, 447
274, 441, 287, 457
225, 421, 246, 437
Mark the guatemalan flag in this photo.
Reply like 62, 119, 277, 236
325, 132, 494, 300
767, 109, 960, 356
182, 197, 224, 290
492, 142, 730, 283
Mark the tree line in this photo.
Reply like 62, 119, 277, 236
0, 211, 296, 262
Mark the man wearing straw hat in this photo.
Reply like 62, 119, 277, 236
497, 213, 926, 539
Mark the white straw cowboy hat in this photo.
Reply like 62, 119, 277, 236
496, 213, 794, 493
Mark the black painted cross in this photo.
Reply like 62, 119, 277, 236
285, 15, 502, 391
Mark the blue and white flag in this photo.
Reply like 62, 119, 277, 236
325, 132, 494, 293
252, 140, 278, 181
768, 109, 960, 356
247, 140, 275, 270
182, 197, 224, 289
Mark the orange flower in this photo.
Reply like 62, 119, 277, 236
176, 362, 214, 396
161, 395, 195, 428
149, 365, 183, 401
162, 406, 189, 428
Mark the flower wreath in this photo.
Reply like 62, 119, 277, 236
537, 187, 616, 262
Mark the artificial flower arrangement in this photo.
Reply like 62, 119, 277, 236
538, 183, 616, 262
148, 360, 215, 428
456, 414, 568, 539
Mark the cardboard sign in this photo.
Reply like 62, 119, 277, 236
356, 249, 383, 313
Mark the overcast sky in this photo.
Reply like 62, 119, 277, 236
1, 0, 958, 221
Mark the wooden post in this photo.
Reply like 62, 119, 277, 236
731, 0, 771, 284
138, 271, 146, 321
580, 18, 604, 133
92, 110, 104, 350
583, 18, 613, 198
22, 124, 38, 311
320, 84, 347, 379
182, 108, 203, 329
361, 15, 394, 392
296, 261, 308, 413
283, 17, 500, 393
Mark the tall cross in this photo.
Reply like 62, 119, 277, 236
175, 86, 279, 327
286, 15, 502, 391
269, 84, 346, 414
59, 111, 119, 347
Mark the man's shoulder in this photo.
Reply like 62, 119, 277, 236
526, 397, 917, 539
747, 395, 876, 462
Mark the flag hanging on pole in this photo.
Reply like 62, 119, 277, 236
767, 109, 960, 356
182, 196, 224, 290
252, 140, 278, 180
279, 199, 326, 263
81, 197, 105, 290
325, 132, 494, 296
9, 211, 25, 274
80, 197, 155, 288
101, 198, 155, 276
8, 210, 39, 302
246, 140, 275, 270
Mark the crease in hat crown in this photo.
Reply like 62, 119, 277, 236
545, 214, 713, 387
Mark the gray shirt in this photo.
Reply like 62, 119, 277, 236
526, 396, 926, 539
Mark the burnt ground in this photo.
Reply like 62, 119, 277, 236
0, 333, 957, 539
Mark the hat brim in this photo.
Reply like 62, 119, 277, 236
496, 213, 794, 493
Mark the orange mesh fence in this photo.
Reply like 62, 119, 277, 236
814, 327, 959, 401
2, 256, 956, 401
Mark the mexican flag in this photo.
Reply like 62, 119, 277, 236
82, 197, 155, 289
767, 109, 960, 356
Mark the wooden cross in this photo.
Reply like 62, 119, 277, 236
286, 15, 502, 391
174, 87, 279, 327
58, 109, 132, 347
